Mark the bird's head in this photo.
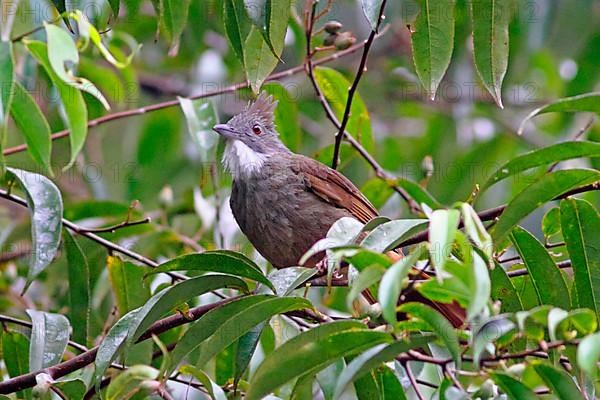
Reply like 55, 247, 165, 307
213, 92, 290, 179
213, 92, 288, 155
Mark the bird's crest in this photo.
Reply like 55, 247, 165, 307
241, 92, 278, 130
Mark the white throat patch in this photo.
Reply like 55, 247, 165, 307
222, 140, 267, 179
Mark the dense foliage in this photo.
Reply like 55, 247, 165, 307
0, 0, 599, 399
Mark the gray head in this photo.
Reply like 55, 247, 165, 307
213, 92, 289, 155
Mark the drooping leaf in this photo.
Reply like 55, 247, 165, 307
234, 323, 265, 387
347, 265, 385, 309
243, 0, 290, 59
0, 41, 14, 158
2, 330, 31, 399
360, 0, 384, 31
179, 97, 219, 162
247, 322, 392, 400
398, 302, 461, 366
510, 226, 570, 309
480, 141, 600, 192
429, 209, 460, 280
471, 0, 511, 107
532, 362, 585, 400
26, 40, 88, 169
179, 365, 227, 400
333, 334, 434, 399
361, 219, 428, 253
170, 295, 312, 372
26, 310, 70, 371
223, 0, 251, 67
461, 203, 492, 261
49, 0, 73, 31
63, 230, 90, 345
492, 169, 600, 243
156, 0, 191, 56
492, 372, 538, 400
378, 245, 427, 324
8, 82, 51, 169
410, 0, 455, 100
577, 332, 600, 378
44, 24, 110, 109
145, 250, 274, 291
107, 256, 150, 315
518, 92, 600, 135
244, 26, 281, 93
106, 365, 159, 400
267, 267, 317, 296
490, 264, 523, 312
542, 207, 562, 238
314, 67, 375, 153
108, 0, 120, 17
6, 168, 63, 292
472, 317, 515, 367
560, 198, 600, 321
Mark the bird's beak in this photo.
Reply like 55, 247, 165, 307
213, 124, 236, 139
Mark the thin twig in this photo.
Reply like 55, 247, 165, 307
76, 217, 151, 233
331, 0, 388, 170
403, 361, 426, 400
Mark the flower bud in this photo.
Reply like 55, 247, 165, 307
324, 20, 343, 34
334, 31, 356, 50
323, 33, 337, 46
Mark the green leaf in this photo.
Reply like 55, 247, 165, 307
145, 250, 275, 291
0, 41, 14, 141
223, 0, 251, 68
560, 198, 600, 322
268, 267, 317, 296
398, 302, 461, 366
26, 40, 88, 169
107, 256, 150, 315
63, 230, 90, 345
361, 219, 428, 253
392, 177, 443, 209
6, 168, 63, 292
471, 0, 511, 108
234, 323, 265, 387
518, 92, 600, 135
467, 250, 492, 319
347, 265, 385, 309
360, 0, 384, 31
491, 372, 538, 400
411, 0, 455, 100
129, 275, 248, 343
179, 365, 227, 400
461, 203, 492, 261
247, 323, 392, 400
490, 264, 523, 312
44, 24, 109, 109
378, 245, 427, 324
429, 209, 460, 280
492, 169, 600, 244
26, 310, 70, 371
262, 82, 302, 151
314, 67, 375, 153
472, 317, 515, 367
170, 295, 312, 372
94, 309, 139, 387
243, 0, 290, 60
577, 332, 600, 378
1, 331, 31, 399
480, 141, 600, 192
333, 334, 434, 399
49, 0, 73, 31
244, 26, 281, 93
106, 365, 159, 400
510, 226, 570, 309
179, 97, 219, 162
532, 362, 585, 400
8, 82, 52, 169
158, 0, 191, 56
108, 0, 120, 16
542, 207, 561, 238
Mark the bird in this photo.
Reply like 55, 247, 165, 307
213, 92, 464, 326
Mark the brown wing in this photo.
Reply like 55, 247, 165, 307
291, 155, 378, 223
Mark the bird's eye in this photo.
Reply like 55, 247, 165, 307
252, 124, 262, 135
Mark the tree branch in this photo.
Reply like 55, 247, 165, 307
3, 39, 372, 157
